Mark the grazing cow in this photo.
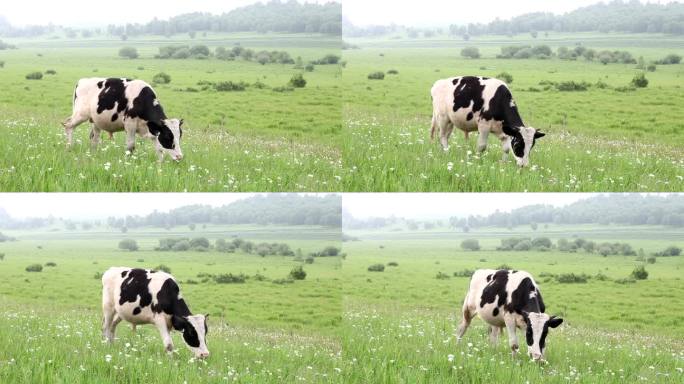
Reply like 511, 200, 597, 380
101, 267, 209, 358
457, 269, 563, 361
431, 76, 545, 167
63, 78, 184, 161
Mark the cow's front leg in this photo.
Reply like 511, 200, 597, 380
477, 127, 490, 153
489, 325, 503, 345
500, 135, 511, 161
125, 124, 137, 154
503, 313, 519, 357
155, 321, 174, 354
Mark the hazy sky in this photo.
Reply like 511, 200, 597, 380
2, 0, 334, 27
0, 193, 256, 219
343, 193, 599, 220
344, 0, 676, 27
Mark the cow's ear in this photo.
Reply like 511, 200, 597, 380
547, 316, 563, 328
171, 315, 187, 331
179, 119, 184, 127
534, 130, 546, 139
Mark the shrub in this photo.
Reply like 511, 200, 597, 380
368, 71, 385, 80
631, 73, 648, 88
436, 272, 450, 280
646, 256, 656, 264
154, 264, 171, 273
647, 64, 656, 72
631, 266, 648, 280
654, 246, 681, 257
615, 277, 636, 284
555, 273, 588, 283
461, 239, 480, 251
45, 262, 57, 267
555, 81, 590, 91
189, 45, 210, 57
387, 261, 399, 267
513, 240, 532, 251
289, 266, 307, 280
496, 72, 513, 84
0, 61, 4, 68
453, 269, 474, 278
45, 69, 57, 75
531, 237, 552, 250
305, 256, 315, 264
272, 85, 294, 92
94, 271, 103, 279
189, 237, 210, 249
461, 47, 480, 59
26, 264, 43, 272
118, 239, 139, 251
119, 47, 139, 59
655, 54, 681, 65
0, 253, 4, 260
497, 237, 530, 251
26, 72, 43, 80
496, 264, 513, 270
305, 63, 315, 72
272, 278, 294, 285
214, 273, 247, 284
289, 73, 307, 88
152, 72, 171, 84
387, 69, 399, 75
214, 81, 247, 91
368, 264, 385, 272
172, 240, 190, 251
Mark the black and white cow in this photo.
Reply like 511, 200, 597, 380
63, 78, 184, 161
431, 76, 545, 167
457, 269, 563, 361
101, 267, 209, 358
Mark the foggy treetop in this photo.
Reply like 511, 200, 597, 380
0, 0, 342, 37
0, 194, 342, 229
345, 194, 684, 229
344, 0, 684, 37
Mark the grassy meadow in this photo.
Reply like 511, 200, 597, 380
0, 224, 343, 383
0, 33, 341, 191
341, 224, 684, 383
342, 32, 684, 191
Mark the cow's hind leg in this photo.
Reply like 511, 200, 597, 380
89, 126, 101, 150
102, 309, 116, 342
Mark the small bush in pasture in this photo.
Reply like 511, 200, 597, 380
496, 264, 513, 270
655, 54, 681, 65
215, 239, 236, 253
118, 239, 139, 251
289, 73, 307, 88
436, 272, 450, 280
555, 273, 589, 283
311, 246, 341, 257
45, 262, 57, 267
496, 72, 513, 84
461, 239, 480, 251
631, 266, 648, 280
189, 237, 210, 250
387, 261, 399, 267
594, 272, 610, 281
368, 264, 385, 272
646, 256, 656, 264
312, 54, 340, 65
305, 256, 314, 264
0, 61, 4, 68
647, 64, 656, 72
615, 85, 636, 92
453, 269, 475, 278
26, 72, 43, 80
152, 72, 171, 84
513, 240, 532, 251
555, 81, 590, 91
615, 277, 636, 284
497, 237, 529, 251
214, 80, 247, 92
189, 45, 210, 58
631, 73, 648, 88
272, 278, 294, 285
305, 63, 315, 72
272, 85, 294, 92
654, 246, 681, 257
154, 264, 171, 273
26, 264, 43, 272
214, 273, 247, 284
368, 71, 385, 80
185, 279, 198, 285
289, 266, 307, 280
460, 47, 480, 59
387, 69, 399, 75
252, 273, 268, 282
252, 80, 268, 89
172, 240, 190, 251
0, 253, 4, 260
45, 69, 57, 75
531, 237, 552, 250
118, 47, 139, 59
94, 271, 103, 279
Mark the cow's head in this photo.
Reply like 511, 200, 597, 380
149, 118, 184, 161
522, 311, 563, 362
172, 313, 209, 359
511, 126, 545, 167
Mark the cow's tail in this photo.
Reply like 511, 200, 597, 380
430, 114, 436, 141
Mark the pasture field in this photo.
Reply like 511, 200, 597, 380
341, 224, 684, 383
0, 33, 341, 191
342, 32, 684, 191
0, 225, 344, 383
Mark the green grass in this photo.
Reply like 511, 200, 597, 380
0, 225, 343, 383
0, 33, 342, 191
340, 224, 684, 383
342, 33, 684, 191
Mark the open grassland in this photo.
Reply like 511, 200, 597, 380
340, 224, 684, 383
342, 33, 684, 191
0, 33, 341, 191
0, 225, 343, 383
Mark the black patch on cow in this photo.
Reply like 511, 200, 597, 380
480, 270, 508, 309
97, 78, 128, 115
150, 270, 157, 273
539, 322, 549, 349
452, 76, 486, 114
172, 316, 200, 348
97, 81, 103, 89
493, 307, 499, 317
480, 84, 525, 137
482, 77, 490, 80
133, 307, 141, 315
524, 316, 534, 346
112, 113, 118, 122
506, 277, 545, 314
118, 268, 152, 308
486, 274, 492, 282
466, 112, 473, 121
152, 278, 191, 316
121, 270, 128, 278
125, 86, 175, 149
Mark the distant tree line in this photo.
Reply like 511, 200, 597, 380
1, 1, 341, 37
